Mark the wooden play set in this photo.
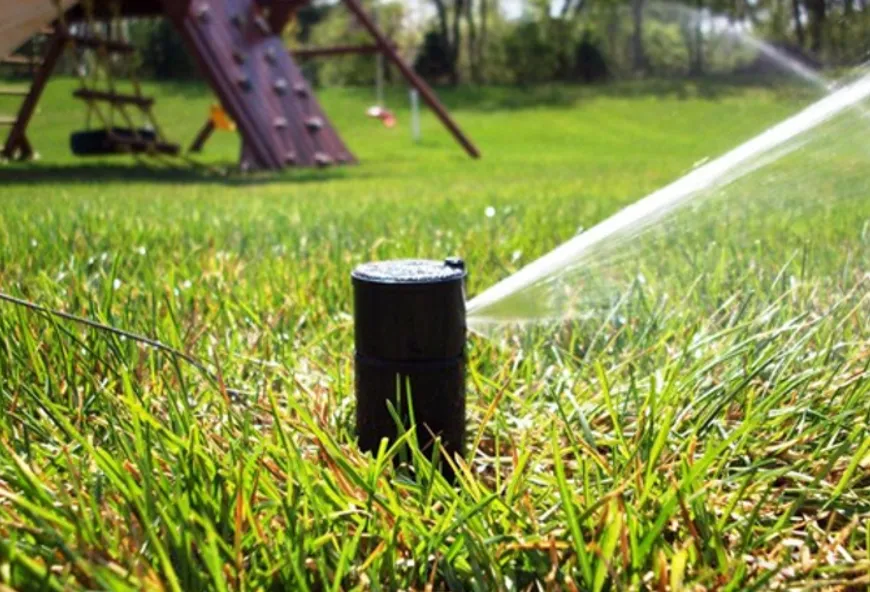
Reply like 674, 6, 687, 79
0, 0, 480, 170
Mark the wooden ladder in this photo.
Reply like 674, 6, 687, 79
67, 30, 181, 158
0, 87, 29, 130
1, 28, 65, 161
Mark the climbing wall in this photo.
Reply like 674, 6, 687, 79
167, 0, 355, 170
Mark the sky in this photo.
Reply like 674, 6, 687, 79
400, 0, 528, 23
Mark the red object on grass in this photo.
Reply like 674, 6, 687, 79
366, 106, 397, 128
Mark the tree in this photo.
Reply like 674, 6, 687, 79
466, 0, 480, 83
690, 0, 705, 75
791, 0, 806, 47
805, 0, 826, 53
631, 0, 649, 73
425, 0, 465, 84
478, 0, 488, 81
414, 30, 454, 82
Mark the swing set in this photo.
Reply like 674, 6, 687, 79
0, 0, 480, 171
67, 0, 181, 159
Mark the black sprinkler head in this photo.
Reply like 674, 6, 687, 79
352, 258, 467, 476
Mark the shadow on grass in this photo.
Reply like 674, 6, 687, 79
0, 161, 360, 187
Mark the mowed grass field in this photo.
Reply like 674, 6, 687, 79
1, 77, 868, 590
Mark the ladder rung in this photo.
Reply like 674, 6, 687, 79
0, 87, 28, 97
305, 116, 323, 131
73, 89, 154, 108
0, 116, 17, 126
65, 35, 136, 55
1, 55, 41, 67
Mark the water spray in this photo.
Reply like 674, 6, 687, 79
352, 258, 467, 475
466, 72, 870, 329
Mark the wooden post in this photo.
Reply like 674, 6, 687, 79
267, 1, 295, 34
188, 119, 215, 153
341, 0, 481, 159
1, 28, 66, 161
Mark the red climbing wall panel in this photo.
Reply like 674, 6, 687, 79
166, 0, 355, 170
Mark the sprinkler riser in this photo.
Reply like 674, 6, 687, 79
352, 259, 466, 475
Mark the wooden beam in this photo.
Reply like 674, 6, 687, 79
1, 29, 66, 161
17, 135, 34, 160
188, 120, 216, 153
266, 0, 298, 34
63, 34, 137, 54
73, 89, 155, 108
293, 44, 388, 58
340, 0, 480, 159
65, 0, 165, 20
1, 56, 42, 67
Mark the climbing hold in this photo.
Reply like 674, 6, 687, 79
293, 82, 307, 97
236, 75, 252, 92
273, 79, 288, 95
232, 49, 246, 65
254, 15, 271, 35
264, 47, 278, 65
194, 4, 210, 23
274, 117, 288, 129
314, 152, 333, 166
305, 117, 323, 131
285, 151, 297, 164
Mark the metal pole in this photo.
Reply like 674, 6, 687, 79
353, 259, 467, 478
376, 52, 385, 107
410, 89, 420, 143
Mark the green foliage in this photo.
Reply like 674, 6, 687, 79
127, 19, 198, 80
302, 0, 406, 88
414, 30, 455, 83
644, 19, 691, 76
574, 32, 610, 82
502, 18, 608, 85
97, 0, 869, 87
503, 20, 562, 84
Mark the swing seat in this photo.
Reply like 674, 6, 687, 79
366, 106, 397, 128
70, 128, 180, 156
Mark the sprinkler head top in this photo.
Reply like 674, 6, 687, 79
353, 258, 466, 284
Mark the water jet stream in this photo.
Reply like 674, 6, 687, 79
467, 72, 870, 332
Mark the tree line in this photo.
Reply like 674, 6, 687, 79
314, 0, 869, 85
108, 0, 870, 85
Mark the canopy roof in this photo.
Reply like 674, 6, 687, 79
0, 1, 301, 58
0, 0, 77, 58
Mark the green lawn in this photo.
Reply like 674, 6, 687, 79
1, 77, 868, 590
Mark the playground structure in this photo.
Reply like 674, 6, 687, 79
0, 0, 480, 170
